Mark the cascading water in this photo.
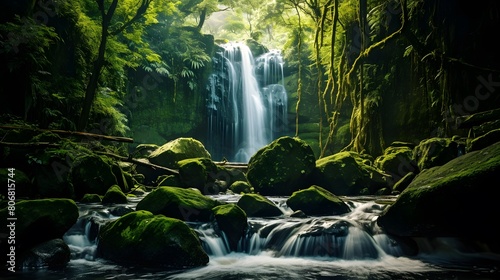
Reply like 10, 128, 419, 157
20, 195, 496, 280
206, 42, 288, 163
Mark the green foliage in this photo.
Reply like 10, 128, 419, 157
0, 15, 59, 71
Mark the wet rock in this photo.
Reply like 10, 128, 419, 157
377, 141, 500, 244
178, 157, 218, 194
102, 184, 127, 204
136, 186, 220, 222
286, 185, 351, 216
0, 199, 79, 251
98, 210, 209, 268
20, 238, 71, 269
312, 151, 389, 195
148, 137, 211, 169
212, 204, 247, 251
237, 193, 283, 217
413, 137, 459, 171
246, 136, 316, 196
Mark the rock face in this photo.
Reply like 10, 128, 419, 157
377, 141, 500, 244
135, 186, 220, 222
97, 210, 209, 268
148, 137, 212, 169
246, 136, 316, 196
286, 185, 350, 216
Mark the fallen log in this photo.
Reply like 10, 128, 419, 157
96, 151, 179, 175
0, 125, 134, 143
0, 141, 178, 175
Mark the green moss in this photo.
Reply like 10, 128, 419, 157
136, 186, 220, 221
287, 185, 350, 215
236, 193, 282, 217
98, 210, 209, 267
102, 184, 128, 204
80, 193, 102, 203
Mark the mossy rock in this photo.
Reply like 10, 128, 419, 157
97, 210, 209, 268
20, 238, 71, 269
236, 193, 282, 217
102, 185, 128, 204
80, 193, 102, 203
229, 180, 252, 194
467, 128, 500, 152
212, 204, 247, 251
0, 168, 34, 199
136, 186, 220, 222
286, 185, 350, 216
148, 137, 211, 169
246, 136, 316, 196
133, 143, 160, 158
392, 171, 417, 194
156, 174, 183, 187
374, 146, 418, 186
313, 151, 388, 195
413, 137, 459, 171
71, 154, 118, 199
178, 157, 218, 193
215, 166, 248, 189
0, 199, 79, 250
377, 141, 500, 240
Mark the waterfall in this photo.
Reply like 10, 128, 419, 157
206, 42, 288, 162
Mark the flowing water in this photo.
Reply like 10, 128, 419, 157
7, 195, 500, 279
206, 42, 288, 163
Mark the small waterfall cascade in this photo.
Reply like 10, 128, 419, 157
195, 198, 404, 260
206, 42, 288, 163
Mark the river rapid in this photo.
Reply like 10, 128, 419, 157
6, 194, 500, 280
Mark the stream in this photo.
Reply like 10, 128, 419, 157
7, 195, 500, 279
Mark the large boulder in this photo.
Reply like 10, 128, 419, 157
374, 143, 418, 186
467, 128, 500, 152
413, 137, 460, 171
212, 204, 247, 251
19, 238, 71, 269
148, 137, 211, 169
246, 136, 316, 196
71, 154, 118, 199
0, 199, 79, 251
377, 141, 500, 244
312, 151, 389, 195
286, 185, 351, 216
97, 210, 209, 268
177, 157, 218, 194
236, 193, 283, 217
102, 184, 128, 204
136, 186, 220, 222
